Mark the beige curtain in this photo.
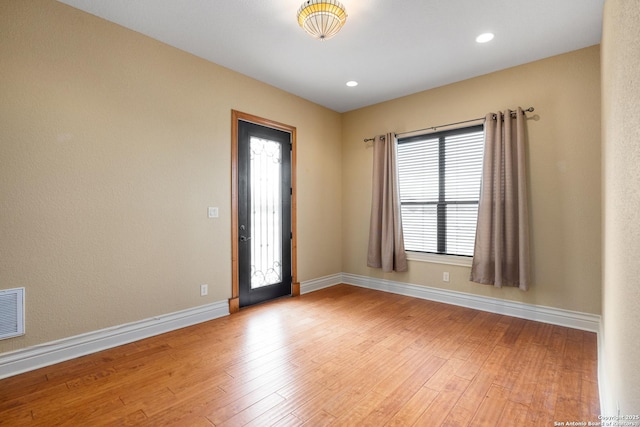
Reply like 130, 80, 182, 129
470, 108, 530, 290
367, 133, 408, 272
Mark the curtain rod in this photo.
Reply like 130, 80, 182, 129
363, 107, 535, 142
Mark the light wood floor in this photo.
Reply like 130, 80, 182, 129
0, 284, 600, 426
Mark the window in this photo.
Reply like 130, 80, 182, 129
397, 125, 484, 257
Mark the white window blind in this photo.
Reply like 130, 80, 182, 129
397, 125, 484, 257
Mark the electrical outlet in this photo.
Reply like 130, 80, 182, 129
200, 284, 208, 296
443, 272, 450, 282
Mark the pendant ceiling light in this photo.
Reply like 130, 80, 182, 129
297, 0, 348, 40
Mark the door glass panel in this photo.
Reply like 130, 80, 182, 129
250, 137, 282, 289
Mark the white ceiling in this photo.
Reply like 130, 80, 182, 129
57, 0, 605, 113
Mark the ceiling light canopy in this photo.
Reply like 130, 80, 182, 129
297, 0, 348, 40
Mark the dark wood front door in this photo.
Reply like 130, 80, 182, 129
237, 119, 292, 307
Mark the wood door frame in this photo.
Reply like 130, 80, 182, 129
230, 110, 298, 314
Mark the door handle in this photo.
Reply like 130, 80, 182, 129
240, 235, 251, 242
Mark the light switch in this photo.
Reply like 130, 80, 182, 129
208, 207, 219, 218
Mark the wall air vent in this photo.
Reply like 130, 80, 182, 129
0, 288, 25, 340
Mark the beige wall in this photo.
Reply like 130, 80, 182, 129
0, 0, 343, 353
601, 0, 640, 415
342, 46, 602, 314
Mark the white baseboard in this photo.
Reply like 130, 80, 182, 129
0, 301, 229, 380
340, 273, 601, 333
0, 273, 603, 382
300, 273, 343, 294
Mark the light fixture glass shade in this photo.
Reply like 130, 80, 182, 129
297, 0, 347, 40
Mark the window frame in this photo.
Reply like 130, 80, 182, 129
397, 124, 484, 262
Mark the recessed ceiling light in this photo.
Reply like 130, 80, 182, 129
476, 33, 495, 43
346, 81, 358, 87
